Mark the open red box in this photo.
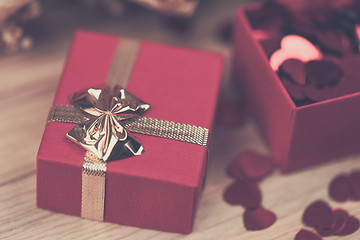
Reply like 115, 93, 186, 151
37, 31, 223, 233
232, 3, 360, 172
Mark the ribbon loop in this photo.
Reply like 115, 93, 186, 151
66, 87, 150, 161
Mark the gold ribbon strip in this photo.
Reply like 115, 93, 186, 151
106, 38, 140, 89
48, 38, 209, 222
48, 105, 209, 147
81, 151, 107, 221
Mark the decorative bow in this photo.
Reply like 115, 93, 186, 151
66, 86, 150, 161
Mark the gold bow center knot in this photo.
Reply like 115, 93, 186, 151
66, 86, 150, 161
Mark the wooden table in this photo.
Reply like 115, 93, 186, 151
1, 0, 360, 239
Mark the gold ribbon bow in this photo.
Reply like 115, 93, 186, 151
67, 86, 150, 161
48, 38, 209, 222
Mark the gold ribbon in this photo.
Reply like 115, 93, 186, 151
66, 86, 150, 161
47, 38, 209, 221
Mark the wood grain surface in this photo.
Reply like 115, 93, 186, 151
1, 0, 360, 239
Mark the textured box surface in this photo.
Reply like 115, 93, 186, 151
37, 31, 223, 233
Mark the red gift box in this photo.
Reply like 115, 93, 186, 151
36, 31, 223, 233
232, 2, 360, 172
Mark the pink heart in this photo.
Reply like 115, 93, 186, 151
270, 35, 322, 71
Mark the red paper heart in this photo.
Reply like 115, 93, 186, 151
303, 84, 339, 102
329, 175, 351, 202
294, 229, 322, 240
315, 209, 348, 237
279, 58, 306, 85
227, 151, 274, 181
243, 206, 277, 231
315, 226, 334, 237
281, 76, 306, 100
305, 60, 343, 88
332, 209, 349, 234
336, 216, 360, 236
315, 30, 351, 54
302, 200, 334, 228
223, 181, 262, 209
349, 171, 360, 200
227, 160, 245, 181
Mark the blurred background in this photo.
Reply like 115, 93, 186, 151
0, 0, 250, 53
1, 0, 253, 115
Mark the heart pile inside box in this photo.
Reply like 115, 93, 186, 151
232, 0, 360, 172
245, 0, 360, 106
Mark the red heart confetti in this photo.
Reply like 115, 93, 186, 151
279, 58, 306, 85
270, 35, 321, 71
294, 229, 322, 240
328, 175, 351, 202
301, 200, 360, 237
305, 60, 343, 88
349, 171, 360, 200
300, 196, 360, 237
224, 150, 277, 232
280, 76, 306, 100
328, 170, 360, 202
226, 159, 245, 181
336, 216, 360, 236
303, 84, 339, 102
302, 200, 334, 228
243, 206, 277, 231
227, 151, 274, 181
223, 181, 261, 209
315, 209, 348, 237
332, 209, 349, 234
315, 226, 335, 237
315, 30, 351, 55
